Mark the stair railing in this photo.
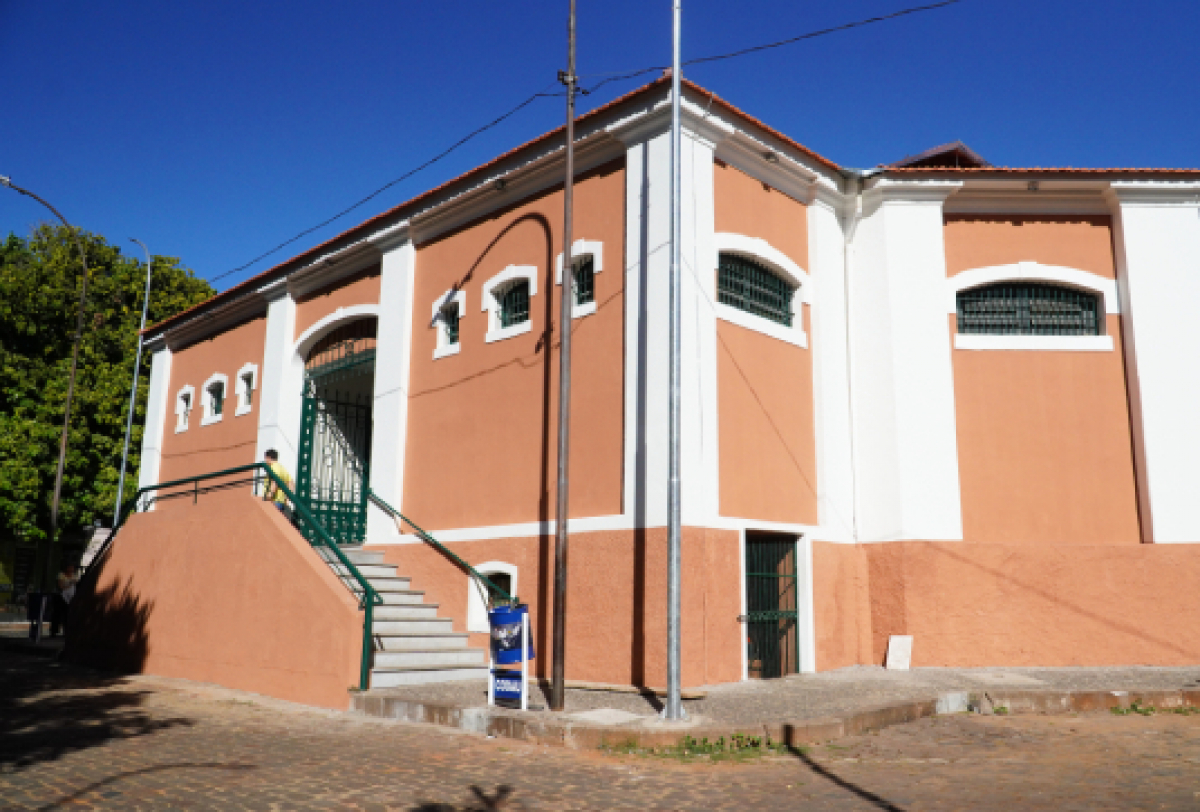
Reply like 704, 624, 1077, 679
77, 463, 382, 690
367, 490, 518, 606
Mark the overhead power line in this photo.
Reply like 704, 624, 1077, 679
211, 0, 967, 285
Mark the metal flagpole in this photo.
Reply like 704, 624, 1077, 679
550, 0, 579, 713
114, 239, 154, 528
665, 0, 684, 721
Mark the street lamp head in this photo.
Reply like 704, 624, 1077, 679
0, 175, 12, 187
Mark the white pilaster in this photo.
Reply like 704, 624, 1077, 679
1107, 182, 1200, 543
850, 179, 964, 541
255, 285, 299, 474
367, 238, 417, 542
136, 344, 172, 503
807, 191, 856, 542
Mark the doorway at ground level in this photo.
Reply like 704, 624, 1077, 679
744, 532, 800, 679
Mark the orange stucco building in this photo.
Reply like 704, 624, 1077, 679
73, 77, 1200, 709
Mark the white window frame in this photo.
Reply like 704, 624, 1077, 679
713, 233, 810, 348
234, 363, 258, 416
948, 262, 1118, 352
466, 561, 519, 633
200, 373, 229, 426
481, 265, 537, 343
174, 385, 195, 433
555, 239, 603, 319
431, 289, 466, 360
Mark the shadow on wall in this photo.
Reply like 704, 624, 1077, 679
0, 651, 192, 774
63, 563, 153, 674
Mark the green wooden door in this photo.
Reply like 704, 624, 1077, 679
295, 387, 372, 545
744, 534, 800, 679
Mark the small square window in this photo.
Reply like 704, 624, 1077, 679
573, 257, 594, 307
498, 280, 530, 329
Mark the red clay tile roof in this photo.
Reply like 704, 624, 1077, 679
890, 140, 990, 169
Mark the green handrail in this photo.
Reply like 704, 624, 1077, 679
79, 463, 382, 690
367, 490, 518, 606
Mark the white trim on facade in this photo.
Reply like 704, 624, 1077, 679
294, 304, 381, 359
431, 288, 466, 359
199, 373, 229, 426
481, 264, 537, 342
947, 262, 1120, 315
713, 232, 810, 347
138, 346, 173, 507
954, 334, 1114, 352
234, 363, 258, 416
465, 561, 519, 633
174, 384, 195, 433
255, 288, 299, 474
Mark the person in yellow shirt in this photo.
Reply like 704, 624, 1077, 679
262, 449, 293, 514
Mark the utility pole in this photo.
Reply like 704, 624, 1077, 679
550, 0, 578, 713
0, 175, 92, 643
114, 239, 154, 528
665, 0, 684, 721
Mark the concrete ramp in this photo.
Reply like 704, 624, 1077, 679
67, 489, 363, 709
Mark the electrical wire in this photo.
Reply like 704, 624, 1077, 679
579, 0, 966, 95
209, 84, 559, 284
211, 0, 967, 284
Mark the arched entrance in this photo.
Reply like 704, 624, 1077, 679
296, 318, 376, 545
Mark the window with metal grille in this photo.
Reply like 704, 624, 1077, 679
573, 256, 594, 306
498, 280, 530, 328
718, 253, 794, 327
441, 302, 460, 344
956, 283, 1100, 336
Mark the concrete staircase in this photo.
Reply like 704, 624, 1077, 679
318, 547, 488, 688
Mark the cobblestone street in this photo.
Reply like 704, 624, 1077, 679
4, 651, 1200, 811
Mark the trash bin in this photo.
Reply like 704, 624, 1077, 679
488, 603, 534, 665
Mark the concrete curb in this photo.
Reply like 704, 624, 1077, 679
350, 688, 1200, 750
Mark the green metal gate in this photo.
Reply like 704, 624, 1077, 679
744, 534, 800, 679
296, 387, 372, 545
295, 319, 377, 546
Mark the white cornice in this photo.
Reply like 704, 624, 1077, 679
1104, 181, 1200, 208
287, 239, 382, 299
164, 291, 268, 352
864, 177, 964, 205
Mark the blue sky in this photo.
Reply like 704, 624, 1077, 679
2, 0, 1197, 292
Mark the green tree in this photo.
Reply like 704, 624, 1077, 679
0, 224, 214, 544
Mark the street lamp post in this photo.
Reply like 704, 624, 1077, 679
0, 175, 93, 643
113, 240, 154, 528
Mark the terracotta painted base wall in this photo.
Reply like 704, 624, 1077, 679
68, 490, 363, 709
370, 526, 742, 688
814, 541, 1200, 670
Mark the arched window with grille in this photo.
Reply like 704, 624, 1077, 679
718, 253, 795, 328
956, 282, 1101, 336
482, 265, 537, 343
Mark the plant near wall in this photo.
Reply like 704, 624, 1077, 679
0, 225, 214, 544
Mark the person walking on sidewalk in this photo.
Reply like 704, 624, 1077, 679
50, 562, 79, 638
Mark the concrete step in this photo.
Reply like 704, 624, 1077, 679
373, 618, 454, 635
373, 649, 486, 668
369, 665, 489, 688
373, 632, 471, 652
377, 590, 426, 605
330, 563, 396, 579
317, 548, 385, 567
364, 576, 412, 592
374, 604, 440, 621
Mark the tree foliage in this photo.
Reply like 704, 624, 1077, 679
0, 225, 214, 542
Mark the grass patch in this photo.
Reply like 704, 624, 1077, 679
601, 733, 800, 763
1111, 701, 1200, 717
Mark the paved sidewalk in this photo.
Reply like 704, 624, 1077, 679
4, 650, 1200, 810
362, 664, 1200, 723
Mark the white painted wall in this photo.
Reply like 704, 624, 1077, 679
806, 195, 856, 543
849, 180, 964, 542
367, 240, 417, 543
255, 289, 299, 474
1108, 182, 1200, 543
136, 346, 172, 503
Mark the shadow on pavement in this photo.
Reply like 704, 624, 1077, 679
0, 651, 192, 774
409, 784, 516, 811
34, 762, 257, 811
783, 724, 906, 812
